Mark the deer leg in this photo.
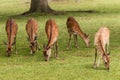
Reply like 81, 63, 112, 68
94, 47, 97, 68
97, 54, 102, 67
35, 36, 40, 51
54, 41, 58, 59
14, 36, 17, 54
36, 41, 40, 51
105, 44, 109, 54
76, 35, 78, 48
53, 43, 57, 58
67, 34, 72, 49
30, 50, 33, 54
105, 44, 107, 53
74, 35, 76, 48
30, 45, 33, 54
7, 53, 10, 57
74, 35, 78, 48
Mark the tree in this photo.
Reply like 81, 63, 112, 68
23, 0, 54, 15
30, 0, 53, 12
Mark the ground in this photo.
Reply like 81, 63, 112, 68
0, 0, 120, 80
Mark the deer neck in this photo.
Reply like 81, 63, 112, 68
77, 31, 87, 42
98, 40, 106, 56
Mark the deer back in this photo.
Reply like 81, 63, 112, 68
45, 19, 58, 49
94, 27, 110, 47
26, 18, 38, 43
6, 18, 18, 45
66, 17, 85, 35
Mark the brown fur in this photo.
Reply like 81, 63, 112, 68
43, 19, 58, 61
94, 27, 110, 70
5, 18, 18, 56
66, 16, 90, 48
26, 18, 40, 54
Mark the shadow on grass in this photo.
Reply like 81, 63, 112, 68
8, 10, 100, 19
85, 63, 106, 71
65, 10, 99, 14
0, 9, 102, 23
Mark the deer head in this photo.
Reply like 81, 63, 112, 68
29, 36, 37, 54
43, 44, 51, 61
103, 53, 110, 70
84, 33, 90, 47
4, 41, 15, 57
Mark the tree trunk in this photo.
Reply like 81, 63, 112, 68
22, 0, 63, 15
29, 0, 53, 13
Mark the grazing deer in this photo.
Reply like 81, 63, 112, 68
26, 18, 40, 54
5, 18, 18, 57
94, 27, 110, 70
66, 16, 90, 48
43, 19, 58, 61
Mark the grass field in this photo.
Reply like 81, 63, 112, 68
0, 0, 120, 80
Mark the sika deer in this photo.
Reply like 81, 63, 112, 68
26, 18, 40, 54
94, 27, 110, 70
5, 18, 18, 57
43, 19, 58, 61
66, 16, 90, 48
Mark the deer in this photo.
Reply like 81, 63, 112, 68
5, 18, 18, 57
94, 27, 110, 70
26, 18, 40, 54
43, 19, 58, 61
66, 16, 90, 49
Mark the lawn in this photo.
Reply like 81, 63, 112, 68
0, 0, 120, 80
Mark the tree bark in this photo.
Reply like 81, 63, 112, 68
22, 0, 64, 15
29, 0, 53, 13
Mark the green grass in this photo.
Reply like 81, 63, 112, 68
0, 0, 120, 80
